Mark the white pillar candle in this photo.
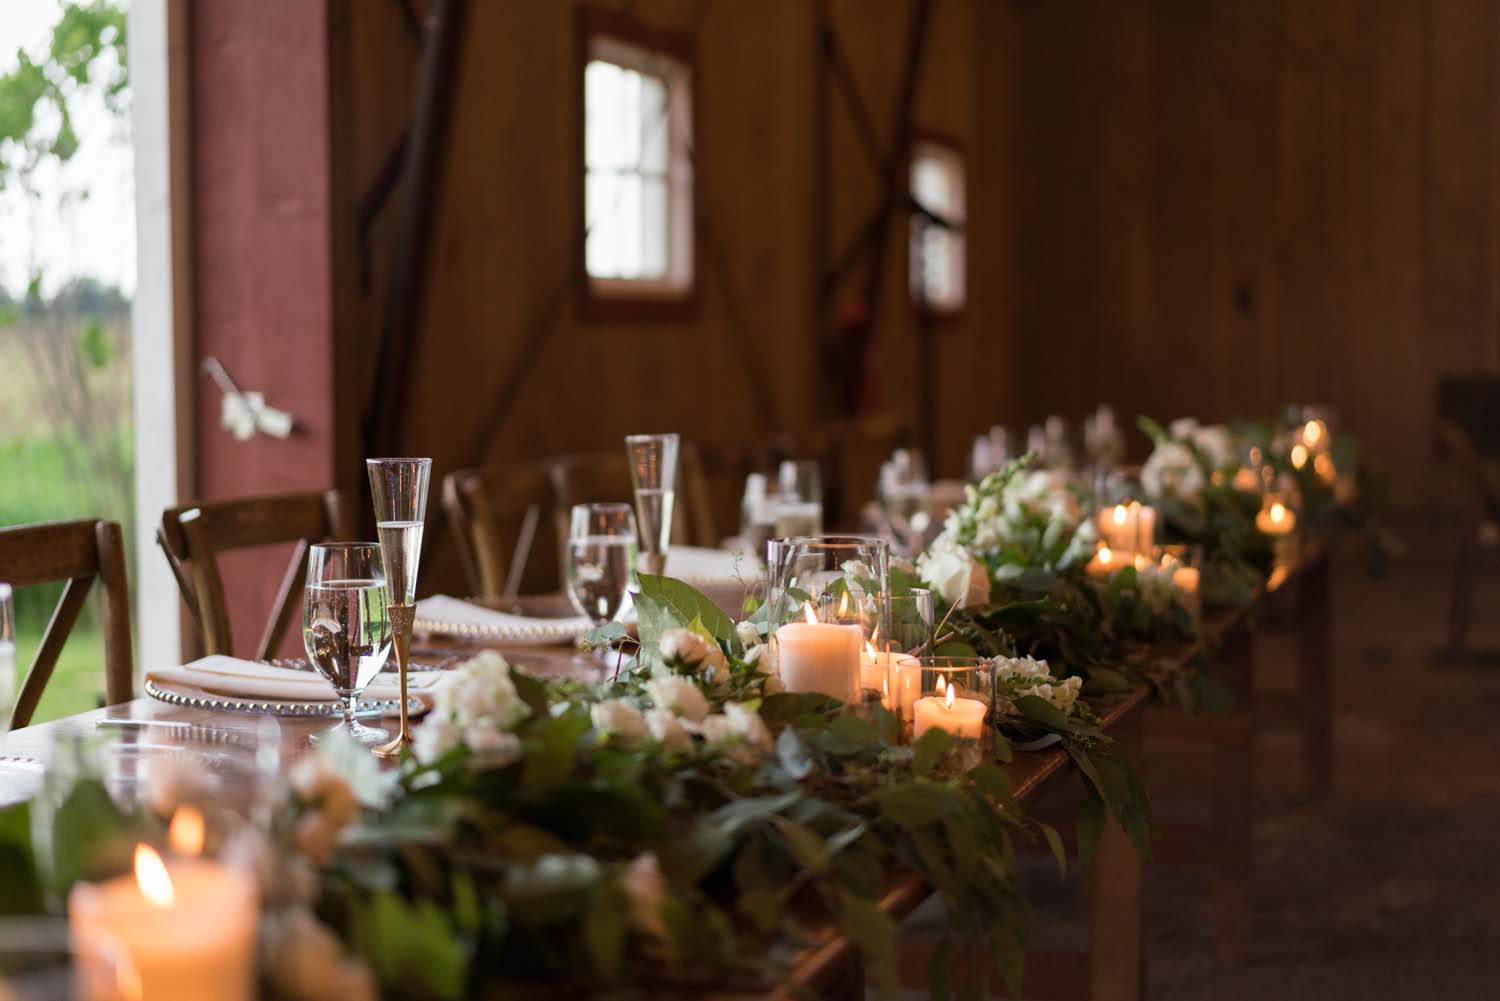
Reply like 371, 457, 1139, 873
1171, 565, 1201, 623
912, 677, 987, 740
859, 647, 918, 709
1098, 502, 1156, 559
1085, 544, 1119, 578
1255, 499, 1296, 535
776, 605, 861, 703
70, 844, 258, 1001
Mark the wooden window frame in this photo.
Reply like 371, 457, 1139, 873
576, 7, 699, 322
907, 129, 967, 321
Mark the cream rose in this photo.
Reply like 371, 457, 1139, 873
917, 538, 991, 609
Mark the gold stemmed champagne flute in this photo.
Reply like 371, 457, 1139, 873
367, 457, 431, 759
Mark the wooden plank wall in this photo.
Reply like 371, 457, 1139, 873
1012, 0, 1500, 511
333, 0, 1024, 592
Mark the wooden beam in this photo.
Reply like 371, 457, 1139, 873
363, 0, 470, 458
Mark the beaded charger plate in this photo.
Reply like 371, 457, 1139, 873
145, 660, 425, 719
414, 597, 594, 645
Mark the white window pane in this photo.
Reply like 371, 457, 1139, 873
586, 60, 642, 170
640, 177, 668, 276
638, 73, 669, 173
587, 171, 643, 278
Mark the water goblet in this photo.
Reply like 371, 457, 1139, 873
302, 542, 392, 745
565, 503, 639, 625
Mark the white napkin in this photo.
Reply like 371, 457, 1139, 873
415, 595, 592, 643
146, 655, 449, 710
665, 545, 762, 582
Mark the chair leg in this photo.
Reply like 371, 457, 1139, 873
1298, 558, 1333, 801
1445, 529, 1478, 657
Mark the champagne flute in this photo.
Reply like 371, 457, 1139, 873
564, 503, 638, 625
625, 433, 678, 576
302, 543, 392, 744
367, 457, 431, 759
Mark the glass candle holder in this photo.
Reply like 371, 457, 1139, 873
887, 588, 936, 655
897, 657, 996, 758
1156, 544, 1203, 625
770, 536, 890, 705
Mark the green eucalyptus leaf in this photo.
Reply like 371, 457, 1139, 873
874, 781, 953, 830
834, 888, 899, 995
1013, 693, 1070, 732
1038, 821, 1067, 876
636, 574, 736, 645
912, 726, 953, 776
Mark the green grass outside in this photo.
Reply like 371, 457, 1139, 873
8, 626, 105, 725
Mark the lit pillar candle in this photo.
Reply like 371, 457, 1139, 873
913, 676, 987, 740
1171, 565, 1201, 623
860, 643, 918, 708
70, 843, 258, 1001
1097, 501, 1156, 559
1255, 499, 1296, 535
776, 602, 861, 703
1085, 544, 1119, 577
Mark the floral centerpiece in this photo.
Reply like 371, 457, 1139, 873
0, 574, 1151, 1001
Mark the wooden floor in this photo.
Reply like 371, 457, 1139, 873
897, 516, 1500, 999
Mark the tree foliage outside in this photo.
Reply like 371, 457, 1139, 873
0, 1, 133, 723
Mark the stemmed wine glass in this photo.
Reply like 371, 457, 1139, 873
367, 457, 431, 759
302, 542, 392, 744
625, 433, 678, 576
564, 503, 639, 625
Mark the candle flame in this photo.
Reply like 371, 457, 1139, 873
944, 681, 955, 710
168, 805, 205, 857
1304, 419, 1323, 446
1271, 502, 1286, 523
134, 844, 174, 907
1112, 504, 1128, 526
1098, 546, 1113, 565
1314, 453, 1335, 480
837, 590, 851, 617
802, 602, 818, 625
1290, 444, 1308, 469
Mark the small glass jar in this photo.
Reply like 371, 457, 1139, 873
896, 657, 996, 762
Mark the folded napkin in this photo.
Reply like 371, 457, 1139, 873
415, 595, 592, 643
665, 545, 762, 582
147, 656, 450, 712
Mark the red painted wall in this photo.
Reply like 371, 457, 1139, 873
189, 0, 337, 656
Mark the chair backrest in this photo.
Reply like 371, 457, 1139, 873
1436, 418, 1500, 524
1436, 376, 1500, 459
443, 461, 558, 599
0, 519, 133, 729
157, 490, 354, 660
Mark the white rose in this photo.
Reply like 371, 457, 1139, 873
619, 852, 670, 942
1168, 417, 1200, 440
644, 709, 694, 755
735, 620, 762, 649
995, 655, 1052, 682
1141, 441, 1206, 503
590, 699, 648, 747
724, 701, 772, 753
1054, 676, 1082, 714
413, 715, 460, 764
1191, 425, 1238, 469
264, 908, 378, 1001
463, 717, 524, 766
644, 676, 710, 724
917, 538, 991, 609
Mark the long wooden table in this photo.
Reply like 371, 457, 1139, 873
0, 605, 1153, 1001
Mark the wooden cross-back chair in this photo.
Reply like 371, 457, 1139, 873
443, 461, 558, 600
0, 519, 133, 730
157, 490, 355, 661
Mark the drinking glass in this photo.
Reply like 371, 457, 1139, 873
772, 460, 823, 538
0, 583, 14, 723
302, 543, 393, 745
366, 457, 431, 758
740, 473, 774, 556
625, 433, 679, 576
887, 587, 936, 655
878, 449, 932, 557
565, 503, 638, 625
